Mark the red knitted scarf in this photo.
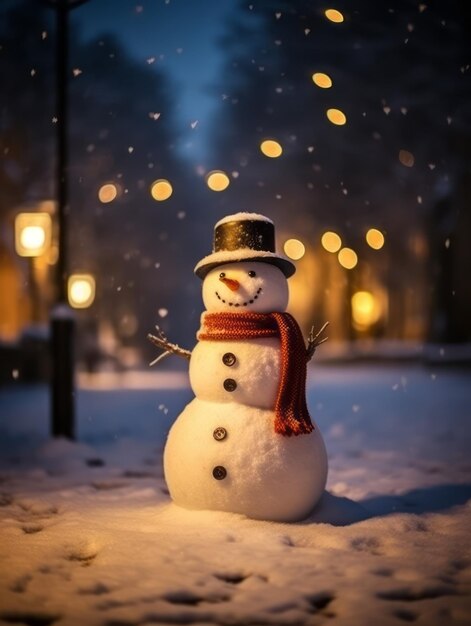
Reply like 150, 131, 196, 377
198, 312, 314, 437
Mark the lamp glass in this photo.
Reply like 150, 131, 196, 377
15, 212, 52, 257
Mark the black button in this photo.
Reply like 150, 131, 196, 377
212, 466, 227, 480
223, 378, 237, 392
213, 427, 227, 441
222, 352, 236, 367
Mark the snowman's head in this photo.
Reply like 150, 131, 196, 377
202, 261, 289, 313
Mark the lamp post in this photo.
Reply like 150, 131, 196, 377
45, 0, 89, 439
14, 211, 52, 322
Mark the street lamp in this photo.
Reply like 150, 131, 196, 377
44, 0, 90, 440
68, 274, 96, 309
15, 212, 52, 257
15, 211, 52, 322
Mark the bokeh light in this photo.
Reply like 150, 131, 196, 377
14, 212, 52, 257
68, 274, 96, 309
326, 108, 347, 125
312, 72, 332, 88
206, 170, 230, 191
284, 239, 306, 260
338, 247, 358, 269
150, 179, 173, 201
366, 228, 385, 250
325, 9, 344, 23
321, 231, 342, 253
398, 150, 415, 167
260, 139, 283, 158
20, 226, 45, 252
352, 291, 381, 328
98, 183, 118, 203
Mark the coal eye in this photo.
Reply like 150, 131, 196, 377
248, 270, 256, 277
219, 272, 226, 278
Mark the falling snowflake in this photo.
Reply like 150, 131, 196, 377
399, 149, 414, 167
158, 308, 168, 318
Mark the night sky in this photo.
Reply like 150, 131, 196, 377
74, 0, 237, 160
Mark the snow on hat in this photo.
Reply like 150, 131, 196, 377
194, 212, 296, 279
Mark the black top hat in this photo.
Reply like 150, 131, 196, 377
194, 213, 296, 279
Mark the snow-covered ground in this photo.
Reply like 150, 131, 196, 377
0, 364, 470, 626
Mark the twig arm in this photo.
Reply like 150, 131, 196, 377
306, 321, 329, 362
147, 326, 191, 365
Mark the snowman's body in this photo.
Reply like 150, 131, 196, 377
162, 214, 328, 522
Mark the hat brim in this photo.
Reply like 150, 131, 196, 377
194, 249, 296, 279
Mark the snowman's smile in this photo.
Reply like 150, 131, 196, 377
215, 287, 262, 307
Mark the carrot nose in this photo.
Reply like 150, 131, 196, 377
219, 276, 240, 291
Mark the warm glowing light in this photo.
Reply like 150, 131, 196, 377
260, 139, 283, 158
206, 170, 230, 191
338, 247, 358, 269
312, 72, 332, 88
68, 274, 96, 309
151, 179, 173, 201
284, 239, 305, 260
366, 228, 385, 250
321, 231, 342, 253
21, 226, 45, 251
325, 9, 344, 23
326, 108, 347, 125
98, 183, 118, 203
352, 291, 381, 328
15, 212, 52, 257
398, 149, 415, 167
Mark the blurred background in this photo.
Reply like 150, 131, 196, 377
0, 0, 470, 384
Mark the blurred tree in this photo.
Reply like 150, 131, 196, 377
208, 0, 470, 341
0, 2, 55, 214
0, 0, 200, 362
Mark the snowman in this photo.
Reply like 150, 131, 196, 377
149, 213, 328, 522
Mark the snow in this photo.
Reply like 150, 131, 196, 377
0, 364, 470, 625
201, 261, 289, 314
215, 212, 274, 228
